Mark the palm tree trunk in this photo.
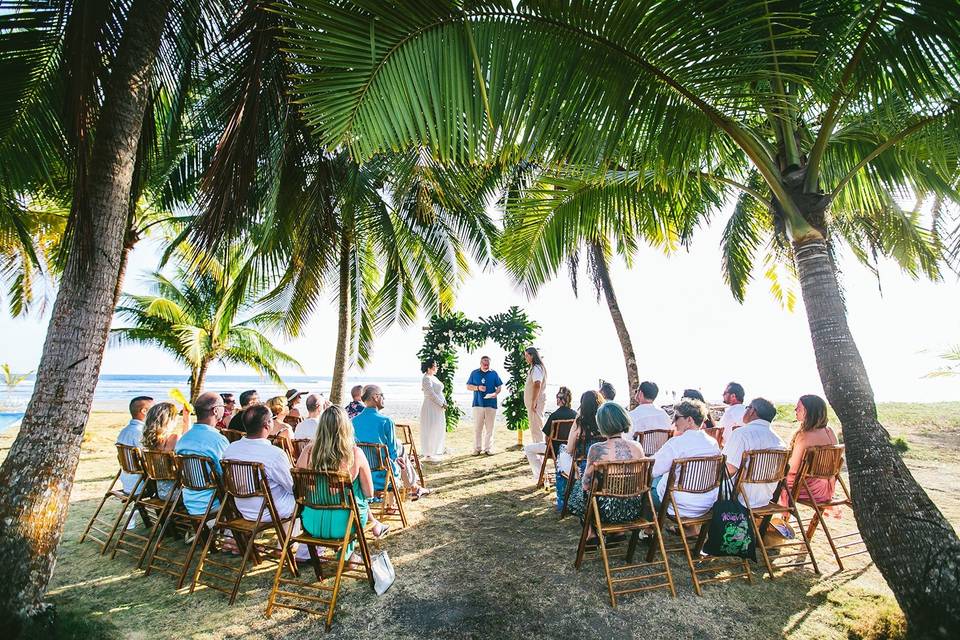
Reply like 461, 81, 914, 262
0, 0, 172, 621
189, 359, 210, 404
590, 242, 639, 408
794, 237, 960, 637
330, 234, 351, 404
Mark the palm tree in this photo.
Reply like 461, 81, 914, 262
280, 1, 960, 632
112, 253, 302, 403
925, 345, 960, 378
1, 364, 33, 392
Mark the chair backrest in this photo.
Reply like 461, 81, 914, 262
703, 426, 723, 443
291, 438, 311, 460
669, 455, 726, 493
283, 414, 302, 428
357, 442, 389, 472
800, 444, 845, 479
221, 460, 268, 498
548, 419, 575, 443
590, 459, 654, 498
116, 444, 145, 474
142, 449, 178, 482
395, 424, 414, 446
738, 448, 789, 484
634, 429, 673, 456
292, 469, 353, 510
176, 454, 220, 491
222, 428, 245, 443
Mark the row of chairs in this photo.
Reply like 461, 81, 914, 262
81, 425, 426, 630
534, 421, 867, 605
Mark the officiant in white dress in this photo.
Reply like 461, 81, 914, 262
419, 360, 448, 461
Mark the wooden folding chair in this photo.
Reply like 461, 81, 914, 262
269, 433, 297, 465
144, 454, 222, 589
357, 442, 409, 528
703, 426, 723, 446
633, 429, 674, 456
395, 423, 426, 488
291, 438, 312, 461
536, 418, 575, 489
792, 444, 866, 569
266, 470, 375, 630
79, 444, 147, 554
112, 449, 181, 567
221, 428, 245, 443
732, 449, 820, 578
648, 455, 752, 595
560, 431, 589, 519
283, 414, 303, 429
191, 460, 298, 603
573, 459, 675, 606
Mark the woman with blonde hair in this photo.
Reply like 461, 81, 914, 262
265, 395, 293, 442
142, 401, 189, 499
295, 406, 390, 547
783, 394, 839, 506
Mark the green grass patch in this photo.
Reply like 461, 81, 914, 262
13, 607, 122, 640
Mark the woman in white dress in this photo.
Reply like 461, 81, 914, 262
419, 360, 447, 461
523, 347, 548, 445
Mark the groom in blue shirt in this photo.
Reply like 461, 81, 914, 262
466, 356, 503, 455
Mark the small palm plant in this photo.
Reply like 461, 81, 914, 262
926, 345, 960, 378
111, 251, 302, 402
1, 364, 32, 392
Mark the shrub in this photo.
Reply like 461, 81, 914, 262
890, 437, 909, 455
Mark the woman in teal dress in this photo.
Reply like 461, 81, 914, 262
295, 406, 389, 557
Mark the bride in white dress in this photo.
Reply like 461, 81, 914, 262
419, 360, 447, 461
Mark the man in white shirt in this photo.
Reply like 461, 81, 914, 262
651, 399, 720, 517
718, 381, 747, 444
722, 397, 786, 508
628, 381, 671, 436
223, 404, 296, 521
115, 396, 154, 495
293, 393, 329, 441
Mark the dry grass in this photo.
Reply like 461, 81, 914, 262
2, 405, 959, 639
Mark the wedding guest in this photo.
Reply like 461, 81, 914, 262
216, 393, 236, 430
523, 386, 576, 482
175, 392, 229, 515
142, 401, 190, 500
294, 393, 327, 441
783, 394, 839, 506
682, 388, 716, 429
466, 356, 503, 455
651, 399, 720, 517
265, 395, 293, 442
285, 389, 306, 426
523, 347, 548, 445
599, 380, 616, 401
116, 396, 154, 495
223, 404, 295, 521
555, 390, 605, 509
419, 360, 447, 461
718, 382, 747, 444
345, 385, 364, 419
227, 389, 259, 431
722, 397, 787, 508
628, 380, 671, 436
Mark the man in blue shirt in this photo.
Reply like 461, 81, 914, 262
352, 385, 428, 498
175, 392, 229, 515
466, 356, 503, 455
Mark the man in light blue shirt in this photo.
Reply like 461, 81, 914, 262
116, 396, 154, 494
175, 392, 229, 515
352, 385, 427, 498
466, 356, 503, 455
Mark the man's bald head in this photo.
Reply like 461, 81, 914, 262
194, 391, 224, 423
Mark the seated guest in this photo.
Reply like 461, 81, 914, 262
783, 394, 838, 506
142, 401, 190, 500
718, 382, 747, 444
227, 389, 259, 431
294, 393, 328, 441
682, 388, 717, 429
523, 386, 576, 482
296, 405, 390, 550
555, 390, 605, 509
598, 380, 616, 401
265, 395, 294, 442
651, 399, 720, 517
628, 380, 671, 436
722, 397, 786, 508
116, 396, 155, 495
352, 385, 429, 499
345, 385, 364, 419
216, 393, 236, 431
175, 392, 230, 515
567, 403, 646, 526
223, 404, 296, 521
285, 389, 306, 425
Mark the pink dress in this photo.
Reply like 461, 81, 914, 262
783, 426, 839, 506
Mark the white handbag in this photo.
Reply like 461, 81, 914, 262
370, 550, 395, 595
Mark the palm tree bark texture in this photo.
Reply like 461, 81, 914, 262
0, 0, 173, 621
589, 241, 639, 407
329, 232, 352, 404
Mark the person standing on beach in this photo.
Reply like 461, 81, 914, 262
523, 347, 548, 446
419, 360, 447, 461
466, 356, 503, 455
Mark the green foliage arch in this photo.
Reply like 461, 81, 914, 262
417, 307, 540, 432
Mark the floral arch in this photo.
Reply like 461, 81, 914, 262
417, 307, 540, 432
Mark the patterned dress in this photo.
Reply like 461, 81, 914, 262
567, 438, 646, 523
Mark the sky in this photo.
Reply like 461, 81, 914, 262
1, 206, 958, 405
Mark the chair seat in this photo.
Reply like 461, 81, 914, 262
749, 501, 791, 517
291, 532, 355, 547
663, 509, 714, 525
600, 518, 656, 533
797, 496, 851, 508
220, 516, 292, 533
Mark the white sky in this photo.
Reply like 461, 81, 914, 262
2, 205, 958, 405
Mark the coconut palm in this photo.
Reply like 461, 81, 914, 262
281, 1, 960, 632
1, 364, 33, 392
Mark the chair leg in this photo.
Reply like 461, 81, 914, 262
593, 505, 617, 607
787, 497, 820, 575
573, 498, 594, 570
411, 446, 426, 488
230, 522, 262, 605
175, 498, 218, 589
747, 506, 776, 578
672, 499, 702, 596
389, 475, 408, 528
325, 516, 355, 631
265, 522, 297, 618
102, 478, 144, 555
560, 466, 578, 519
190, 499, 228, 593
137, 493, 176, 569
80, 472, 121, 544
648, 493, 676, 598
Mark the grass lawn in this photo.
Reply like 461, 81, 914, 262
3, 403, 959, 639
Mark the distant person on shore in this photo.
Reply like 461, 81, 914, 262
216, 393, 236, 431
353, 384, 429, 499
142, 401, 190, 500
599, 380, 616, 401
345, 385, 364, 419
175, 392, 229, 515
285, 389, 306, 426
116, 396, 154, 495
419, 360, 447, 462
523, 386, 575, 482
523, 347, 548, 445
223, 404, 295, 521
227, 389, 259, 431
783, 394, 839, 507
466, 356, 503, 455
718, 382, 747, 444
723, 397, 786, 508
628, 381, 671, 437
265, 395, 294, 443
294, 393, 328, 441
